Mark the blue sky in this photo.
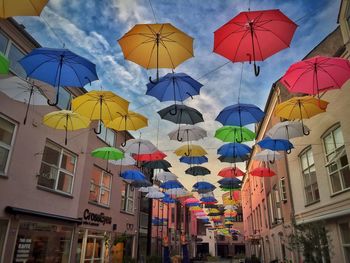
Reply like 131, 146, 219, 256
16, 0, 340, 198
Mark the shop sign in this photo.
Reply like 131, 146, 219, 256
14, 238, 32, 262
82, 209, 112, 226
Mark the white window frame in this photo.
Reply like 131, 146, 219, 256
339, 221, 350, 263
38, 141, 77, 194
89, 167, 111, 207
121, 182, 135, 214
0, 115, 17, 176
279, 177, 287, 202
97, 121, 116, 147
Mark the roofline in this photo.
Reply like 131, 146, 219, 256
337, 0, 344, 23
8, 18, 41, 48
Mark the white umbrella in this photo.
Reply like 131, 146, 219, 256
154, 171, 177, 182
0, 76, 47, 124
146, 191, 165, 199
122, 139, 157, 154
266, 121, 310, 140
253, 149, 283, 162
224, 205, 238, 210
165, 188, 189, 197
168, 125, 207, 141
109, 153, 136, 166
139, 185, 159, 193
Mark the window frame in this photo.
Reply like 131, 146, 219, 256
339, 221, 350, 263
279, 177, 287, 202
89, 166, 112, 207
97, 121, 116, 147
0, 114, 17, 176
120, 182, 135, 214
38, 141, 77, 195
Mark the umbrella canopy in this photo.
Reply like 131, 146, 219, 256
0, 0, 48, 18
253, 149, 282, 162
257, 137, 293, 153
180, 156, 208, 165
109, 153, 136, 166
91, 147, 124, 172
185, 166, 211, 176
142, 159, 172, 169
250, 167, 276, 177
138, 185, 159, 193
168, 125, 207, 142
218, 167, 245, 178
217, 143, 251, 157
146, 191, 165, 199
215, 126, 256, 143
175, 144, 207, 157
118, 23, 194, 81
72, 90, 129, 134
121, 170, 146, 181
162, 196, 176, 204
154, 171, 177, 182
165, 188, 189, 197
267, 121, 310, 140
218, 155, 249, 163
214, 9, 297, 76
20, 48, 98, 106
43, 110, 90, 145
184, 198, 200, 205
158, 104, 204, 125
122, 139, 157, 155
160, 180, 183, 189
0, 52, 9, 74
200, 196, 218, 203
133, 150, 166, 162
193, 182, 216, 191
131, 180, 152, 188
216, 103, 265, 127
146, 72, 202, 102
105, 111, 148, 146
218, 178, 242, 185
281, 56, 350, 95
0, 77, 48, 124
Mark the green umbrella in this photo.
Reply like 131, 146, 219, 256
0, 52, 9, 74
91, 147, 124, 172
215, 126, 255, 143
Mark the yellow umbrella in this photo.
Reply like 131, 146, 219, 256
174, 144, 207, 157
275, 96, 328, 135
189, 206, 202, 211
43, 110, 90, 145
118, 23, 194, 81
72, 90, 129, 135
0, 0, 48, 18
105, 111, 148, 146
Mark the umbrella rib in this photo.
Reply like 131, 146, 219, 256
146, 41, 157, 69
25, 57, 58, 78
214, 27, 248, 51
254, 24, 292, 48
285, 68, 314, 90
252, 30, 264, 61
317, 67, 342, 89
159, 40, 176, 68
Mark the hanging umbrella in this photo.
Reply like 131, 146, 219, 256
184, 197, 199, 204
200, 196, 218, 203
146, 191, 165, 199
214, 9, 297, 76
217, 143, 251, 157
175, 144, 207, 157
19, 48, 99, 106
162, 196, 176, 204
0, 0, 48, 18
218, 167, 245, 178
121, 170, 146, 181
281, 56, 350, 96
91, 147, 124, 172
218, 155, 249, 163
168, 125, 207, 142
224, 205, 238, 210
165, 188, 188, 197
158, 104, 204, 126
72, 90, 129, 134
105, 111, 148, 146
180, 156, 208, 165
185, 166, 210, 176
0, 77, 47, 124
160, 180, 183, 189
122, 139, 157, 154
250, 167, 275, 177
131, 179, 152, 188
189, 206, 202, 211
253, 149, 282, 162
154, 171, 177, 182
193, 182, 216, 192
43, 110, 90, 145
267, 121, 310, 140
134, 150, 166, 162
109, 153, 136, 166
275, 96, 328, 135
257, 137, 294, 153
142, 159, 172, 169
118, 23, 194, 82
0, 52, 9, 74
139, 185, 159, 193
218, 178, 242, 185
215, 126, 255, 143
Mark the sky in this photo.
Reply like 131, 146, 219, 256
16, 0, 340, 200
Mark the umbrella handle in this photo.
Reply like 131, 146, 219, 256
149, 76, 159, 84
47, 89, 60, 106
286, 149, 292, 154
269, 159, 275, 164
185, 92, 194, 100
302, 125, 310, 136
177, 131, 183, 142
253, 62, 260, 77
170, 106, 178, 116
94, 122, 102, 134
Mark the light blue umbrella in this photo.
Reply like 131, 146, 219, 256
217, 143, 251, 157
121, 170, 145, 181
257, 137, 294, 153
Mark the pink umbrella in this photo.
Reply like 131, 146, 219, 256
184, 197, 199, 204
281, 56, 350, 95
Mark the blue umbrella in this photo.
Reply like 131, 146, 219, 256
216, 103, 265, 126
218, 177, 242, 185
162, 196, 176, 204
193, 182, 216, 191
186, 202, 200, 207
257, 137, 294, 153
146, 72, 203, 102
19, 48, 98, 106
180, 156, 208, 165
200, 196, 218, 203
160, 180, 183, 189
131, 179, 152, 188
217, 143, 251, 157
121, 170, 146, 181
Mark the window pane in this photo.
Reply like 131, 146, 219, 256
328, 163, 338, 173
102, 173, 111, 188
313, 184, 320, 201
0, 147, 9, 173
0, 220, 7, 258
85, 238, 95, 259
341, 167, 350, 189
91, 167, 101, 184
89, 184, 100, 203
330, 173, 342, 192
100, 189, 110, 205
127, 200, 134, 213
57, 172, 72, 193
0, 117, 15, 146
324, 134, 335, 155
340, 154, 348, 168
8, 44, 26, 78
38, 163, 58, 190
60, 152, 75, 173
301, 154, 308, 169
334, 128, 344, 148
340, 223, 350, 244
310, 166, 316, 183
305, 188, 313, 203
0, 32, 8, 53
303, 173, 311, 186
128, 186, 134, 198
97, 123, 107, 143
106, 129, 115, 147
307, 150, 314, 165
57, 88, 72, 110
42, 145, 60, 166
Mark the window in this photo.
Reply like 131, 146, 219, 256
8, 44, 26, 78
323, 126, 350, 193
300, 148, 320, 204
97, 122, 115, 146
0, 31, 8, 54
89, 166, 112, 206
38, 141, 77, 194
0, 115, 16, 175
0, 220, 8, 259
279, 177, 287, 201
120, 182, 134, 213
339, 222, 350, 262
57, 88, 72, 110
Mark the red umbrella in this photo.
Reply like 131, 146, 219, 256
218, 167, 245, 178
250, 167, 275, 177
133, 150, 167, 161
214, 9, 297, 76
281, 56, 350, 96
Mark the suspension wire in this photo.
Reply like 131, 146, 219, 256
40, 12, 66, 48
237, 62, 244, 103
148, 0, 158, 24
